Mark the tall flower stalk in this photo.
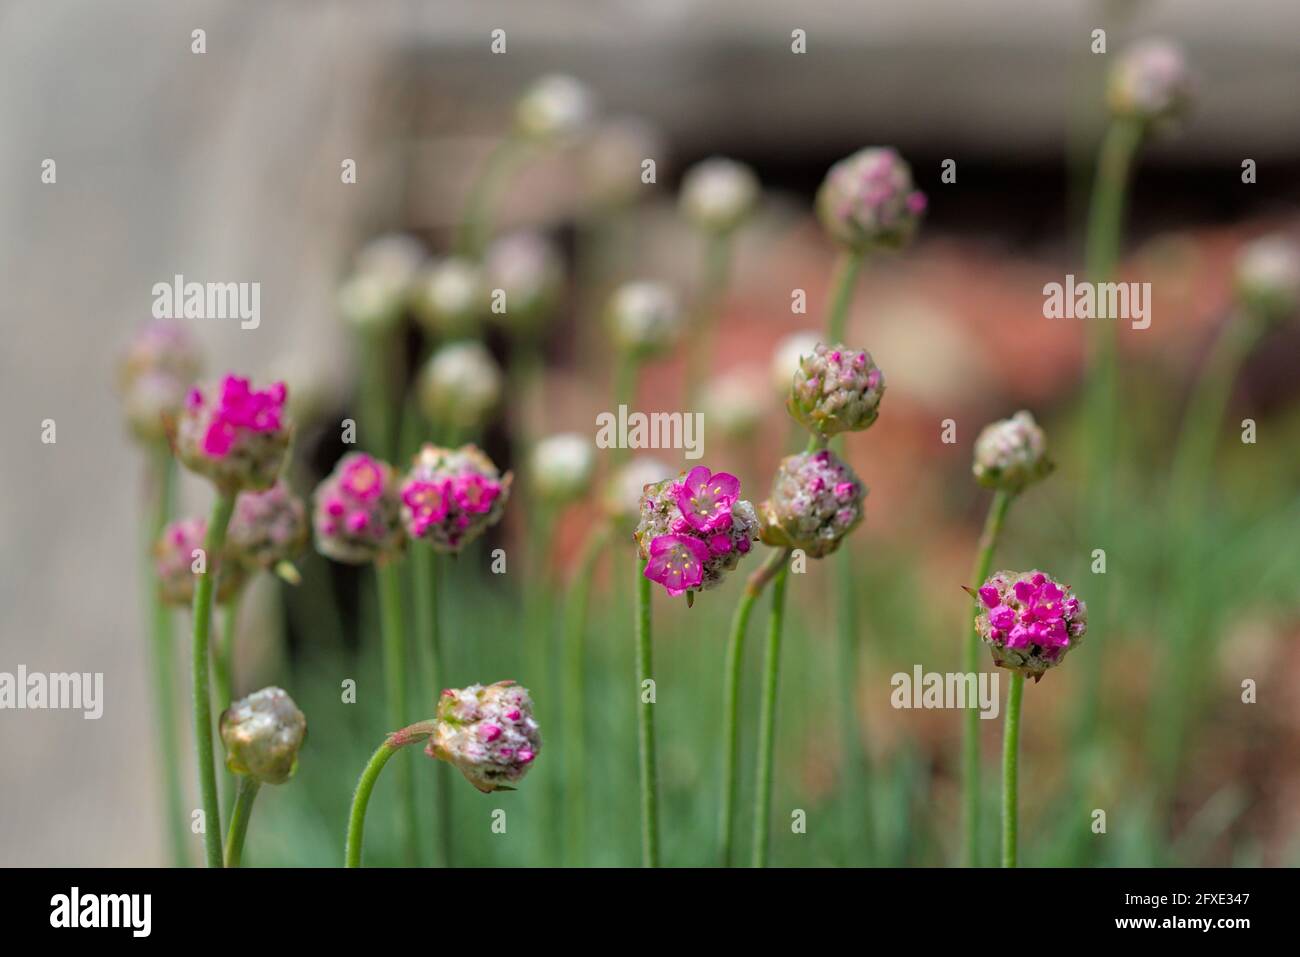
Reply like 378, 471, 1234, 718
750, 561, 789, 867
633, 560, 659, 867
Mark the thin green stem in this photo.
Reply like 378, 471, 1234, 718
719, 547, 790, 866
345, 741, 400, 867
223, 777, 260, 868
376, 561, 417, 867
411, 545, 451, 867
962, 488, 1014, 867
144, 449, 188, 866
563, 521, 613, 867
191, 491, 237, 868
750, 563, 790, 867
826, 249, 866, 344
1001, 672, 1025, 868
834, 539, 872, 864
634, 558, 659, 867
456, 136, 528, 259
215, 593, 242, 823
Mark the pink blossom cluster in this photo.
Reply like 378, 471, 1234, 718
154, 517, 247, 607
226, 482, 308, 572
759, 448, 865, 558
176, 374, 291, 491
427, 681, 542, 793
975, 570, 1088, 679
312, 453, 405, 565
816, 147, 927, 251
399, 444, 511, 553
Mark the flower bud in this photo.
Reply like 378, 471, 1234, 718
1107, 39, 1193, 127
816, 147, 926, 252
484, 232, 563, 334
515, 74, 595, 141
701, 366, 766, 441
413, 257, 485, 340
759, 449, 865, 558
529, 433, 595, 505
770, 332, 822, 397
605, 280, 683, 359
1234, 234, 1300, 324
417, 341, 503, 433
603, 456, 675, 524
220, 686, 307, 785
400, 444, 512, 554
975, 570, 1087, 680
227, 482, 309, 574
972, 410, 1053, 493
312, 452, 405, 564
427, 681, 542, 793
679, 157, 760, 235
584, 116, 665, 209
787, 343, 885, 437
118, 321, 202, 443
175, 375, 291, 492
634, 467, 760, 599
338, 233, 427, 333
154, 517, 248, 607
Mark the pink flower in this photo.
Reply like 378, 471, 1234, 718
675, 466, 740, 532
452, 474, 501, 515
644, 534, 710, 597
176, 374, 291, 491
401, 480, 451, 537
200, 375, 287, 458
975, 569, 1088, 679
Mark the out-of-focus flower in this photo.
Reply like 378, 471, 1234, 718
1234, 234, 1300, 324
679, 157, 760, 235
484, 232, 563, 334
816, 147, 926, 252
154, 517, 248, 607
787, 343, 885, 437
606, 280, 683, 360
118, 321, 202, 443
530, 433, 595, 505
417, 340, 503, 433
604, 457, 675, 523
266, 353, 336, 427
226, 482, 309, 579
972, 411, 1053, 494
1107, 39, 1194, 128
312, 452, 405, 564
701, 365, 766, 440
427, 681, 542, 793
413, 257, 485, 341
770, 332, 822, 397
220, 687, 307, 785
759, 449, 865, 558
975, 570, 1087, 680
338, 233, 427, 332
175, 375, 291, 492
584, 116, 665, 209
634, 466, 759, 598
400, 444, 512, 554
515, 74, 596, 142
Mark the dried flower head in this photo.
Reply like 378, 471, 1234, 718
220, 686, 307, 785
312, 452, 405, 564
1107, 39, 1193, 128
118, 321, 202, 443
417, 340, 503, 433
975, 570, 1087, 680
1234, 234, 1300, 324
816, 147, 926, 252
226, 482, 309, 575
606, 280, 683, 359
604, 456, 675, 524
530, 433, 595, 505
771, 332, 822, 397
154, 517, 249, 606
787, 343, 885, 437
515, 74, 595, 141
484, 232, 563, 334
400, 444, 511, 554
972, 410, 1053, 494
413, 257, 485, 340
679, 157, 760, 235
175, 375, 291, 492
427, 681, 542, 793
634, 466, 760, 599
759, 449, 865, 558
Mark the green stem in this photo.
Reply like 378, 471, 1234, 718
611, 353, 638, 466
826, 249, 866, 344
223, 777, 260, 868
1001, 672, 1025, 867
456, 136, 528, 259
345, 741, 400, 867
750, 563, 790, 867
376, 561, 417, 867
962, 488, 1014, 867
719, 547, 790, 866
144, 449, 188, 867
411, 545, 451, 867
634, 558, 659, 867
834, 540, 872, 864
215, 593, 242, 823
563, 521, 613, 867
191, 491, 237, 868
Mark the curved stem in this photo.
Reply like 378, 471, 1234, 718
345, 741, 400, 867
719, 547, 790, 866
826, 249, 866, 344
191, 491, 237, 868
1001, 672, 1025, 867
563, 521, 613, 867
223, 777, 260, 868
634, 558, 659, 867
962, 488, 1014, 866
376, 561, 417, 866
412, 545, 451, 867
144, 449, 188, 866
750, 563, 790, 867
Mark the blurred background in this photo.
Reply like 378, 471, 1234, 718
1, 0, 1298, 866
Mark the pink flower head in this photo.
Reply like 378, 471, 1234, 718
176, 374, 291, 491
312, 452, 405, 565
399, 444, 511, 554
974, 569, 1087, 680
428, 681, 542, 793
401, 479, 451, 538
644, 534, 709, 597
675, 466, 741, 532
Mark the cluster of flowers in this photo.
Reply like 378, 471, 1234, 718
176, 374, 292, 492
975, 570, 1088, 680
425, 681, 543, 793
